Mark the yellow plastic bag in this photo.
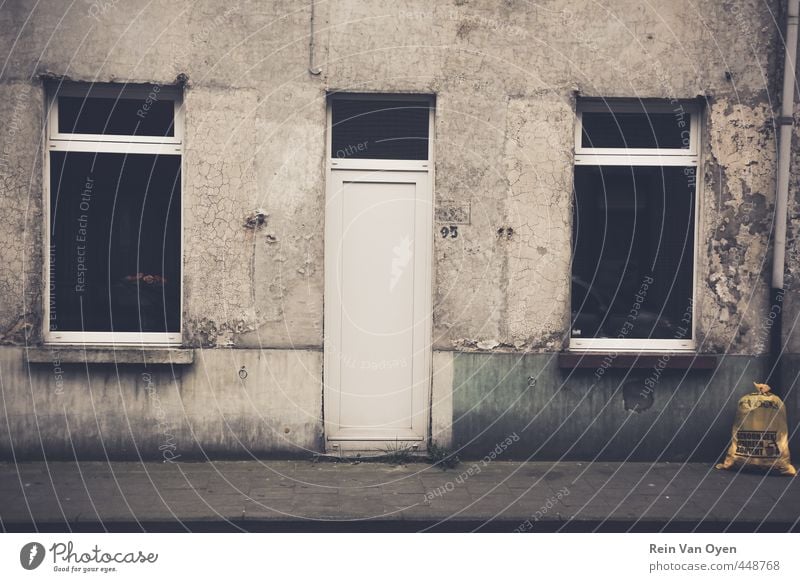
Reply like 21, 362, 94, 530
715, 382, 796, 476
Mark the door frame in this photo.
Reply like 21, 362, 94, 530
323, 93, 435, 452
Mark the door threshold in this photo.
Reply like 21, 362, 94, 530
321, 447, 429, 460
326, 438, 427, 454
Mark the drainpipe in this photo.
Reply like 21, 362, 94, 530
308, 0, 322, 75
769, 0, 799, 396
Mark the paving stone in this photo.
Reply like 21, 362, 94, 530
242, 500, 295, 520
380, 481, 425, 495
383, 492, 427, 510
1, 461, 798, 528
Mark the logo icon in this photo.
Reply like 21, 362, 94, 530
20, 542, 46, 570
390, 235, 413, 291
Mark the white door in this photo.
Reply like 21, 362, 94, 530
324, 169, 432, 451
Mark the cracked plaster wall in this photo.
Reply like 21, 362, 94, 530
0, 0, 790, 357
0, 82, 42, 346
182, 87, 259, 347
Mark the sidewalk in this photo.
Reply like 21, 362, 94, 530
1, 460, 798, 532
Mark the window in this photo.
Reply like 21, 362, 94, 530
328, 93, 433, 168
45, 83, 183, 345
571, 100, 698, 351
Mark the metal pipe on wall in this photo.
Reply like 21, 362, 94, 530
309, 0, 322, 75
769, 0, 799, 395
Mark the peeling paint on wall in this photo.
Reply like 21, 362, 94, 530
702, 99, 776, 353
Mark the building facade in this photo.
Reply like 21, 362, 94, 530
1, 0, 799, 461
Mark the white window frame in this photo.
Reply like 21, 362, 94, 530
327, 92, 434, 173
571, 100, 700, 352
575, 100, 699, 158
48, 83, 183, 147
44, 82, 183, 346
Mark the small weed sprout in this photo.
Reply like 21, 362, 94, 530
428, 442, 460, 470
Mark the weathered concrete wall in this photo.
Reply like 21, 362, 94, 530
0, 0, 796, 459
438, 352, 800, 462
322, 0, 782, 355
0, 0, 784, 353
182, 86, 260, 347
0, 348, 322, 459
0, 82, 42, 346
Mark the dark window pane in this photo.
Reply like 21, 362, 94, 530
50, 151, 181, 333
581, 109, 690, 149
58, 96, 175, 137
331, 98, 429, 160
571, 165, 695, 340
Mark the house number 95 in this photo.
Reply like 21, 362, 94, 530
441, 226, 458, 239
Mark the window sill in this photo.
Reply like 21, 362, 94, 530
558, 352, 716, 370
25, 346, 194, 365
